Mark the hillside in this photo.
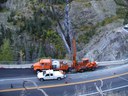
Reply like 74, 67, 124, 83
69, 0, 128, 61
0, 0, 128, 63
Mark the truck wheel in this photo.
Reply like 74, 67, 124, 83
40, 78, 44, 81
80, 69, 84, 73
91, 68, 95, 71
57, 77, 61, 80
68, 68, 76, 73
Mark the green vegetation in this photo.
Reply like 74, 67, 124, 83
0, 8, 8, 12
0, 24, 12, 46
96, 16, 119, 27
114, 0, 127, 6
78, 26, 96, 44
0, 39, 13, 62
114, 0, 128, 24
0, 0, 8, 12
84, 2, 91, 7
116, 7, 127, 18
78, 15, 119, 45
79, 14, 121, 43
0, 0, 67, 62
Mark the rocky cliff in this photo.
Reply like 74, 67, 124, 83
69, 0, 128, 61
78, 23, 128, 61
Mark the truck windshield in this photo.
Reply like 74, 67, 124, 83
43, 71, 46, 75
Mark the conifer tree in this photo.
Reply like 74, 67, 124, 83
0, 39, 13, 61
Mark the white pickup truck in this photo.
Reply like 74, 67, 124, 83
37, 70, 66, 81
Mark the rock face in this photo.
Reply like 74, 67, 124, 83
83, 24, 128, 61
69, 0, 128, 61
70, 0, 117, 29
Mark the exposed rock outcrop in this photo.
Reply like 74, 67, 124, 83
68, 0, 128, 61
83, 23, 128, 61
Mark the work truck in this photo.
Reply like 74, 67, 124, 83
37, 70, 66, 81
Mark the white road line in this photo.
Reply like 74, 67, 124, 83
0, 77, 36, 82
118, 76, 128, 82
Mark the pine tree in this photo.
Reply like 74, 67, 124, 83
0, 39, 13, 62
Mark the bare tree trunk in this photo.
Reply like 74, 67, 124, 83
37, 40, 44, 58
32, 38, 39, 60
56, 25, 71, 54
50, 5, 72, 57
24, 36, 30, 61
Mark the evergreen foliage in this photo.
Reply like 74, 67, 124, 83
78, 26, 96, 44
0, 0, 8, 12
0, 39, 13, 61
5, 0, 66, 60
114, 0, 128, 24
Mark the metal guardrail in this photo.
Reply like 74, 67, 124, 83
0, 64, 33, 68
96, 59, 128, 66
0, 59, 128, 68
0, 61, 35, 64
0, 61, 35, 68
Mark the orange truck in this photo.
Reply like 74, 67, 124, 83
32, 37, 97, 73
32, 59, 69, 73
70, 37, 97, 72
32, 58, 97, 73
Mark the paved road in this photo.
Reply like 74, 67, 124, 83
0, 66, 117, 78
0, 64, 128, 96
0, 68, 34, 78
0, 73, 128, 96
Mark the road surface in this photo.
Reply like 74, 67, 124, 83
0, 64, 128, 96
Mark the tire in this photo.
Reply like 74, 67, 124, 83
40, 78, 44, 81
57, 77, 61, 80
91, 67, 95, 71
68, 67, 72, 73
80, 69, 84, 73
68, 68, 76, 73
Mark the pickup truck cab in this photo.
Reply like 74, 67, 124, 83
37, 70, 66, 81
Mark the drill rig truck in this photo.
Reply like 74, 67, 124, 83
32, 37, 97, 73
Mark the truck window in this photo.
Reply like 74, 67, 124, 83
43, 71, 46, 75
41, 63, 44, 66
45, 74, 49, 76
